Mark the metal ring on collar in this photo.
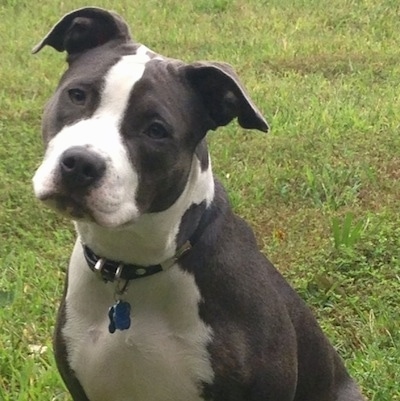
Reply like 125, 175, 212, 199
115, 265, 130, 296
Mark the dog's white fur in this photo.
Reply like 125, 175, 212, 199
64, 243, 214, 401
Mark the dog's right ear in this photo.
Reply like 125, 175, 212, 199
32, 7, 131, 56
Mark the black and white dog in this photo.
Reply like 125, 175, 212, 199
32, 7, 365, 401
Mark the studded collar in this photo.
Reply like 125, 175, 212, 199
82, 240, 192, 282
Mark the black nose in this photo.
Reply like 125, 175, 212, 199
59, 147, 106, 190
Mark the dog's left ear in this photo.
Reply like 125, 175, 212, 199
32, 7, 131, 56
184, 62, 269, 132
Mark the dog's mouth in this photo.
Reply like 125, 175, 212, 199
38, 191, 139, 229
39, 192, 93, 221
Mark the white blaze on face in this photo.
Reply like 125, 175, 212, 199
95, 50, 149, 118
33, 49, 151, 228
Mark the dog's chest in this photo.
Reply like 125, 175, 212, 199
62, 250, 214, 401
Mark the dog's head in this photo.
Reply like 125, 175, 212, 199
32, 7, 268, 228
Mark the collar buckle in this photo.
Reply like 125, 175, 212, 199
160, 241, 192, 270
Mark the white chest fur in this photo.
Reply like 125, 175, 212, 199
62, 243, 214, 401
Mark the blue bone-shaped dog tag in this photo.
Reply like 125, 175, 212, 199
108, 300, 131, 334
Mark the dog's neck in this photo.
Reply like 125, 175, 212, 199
75, 155, 215, 266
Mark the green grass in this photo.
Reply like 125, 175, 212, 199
1, 0, 399, 399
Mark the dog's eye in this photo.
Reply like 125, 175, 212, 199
68, 88, 87, 105
145, 122, 169, 140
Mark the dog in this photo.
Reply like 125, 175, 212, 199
32, 7, 365, 401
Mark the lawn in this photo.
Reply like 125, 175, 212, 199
0, 0, 399, 400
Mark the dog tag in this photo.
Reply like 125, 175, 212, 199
108, 300, 131, 334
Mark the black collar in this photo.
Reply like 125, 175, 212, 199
83, 240, 192, 282
82, 203, 215, 283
